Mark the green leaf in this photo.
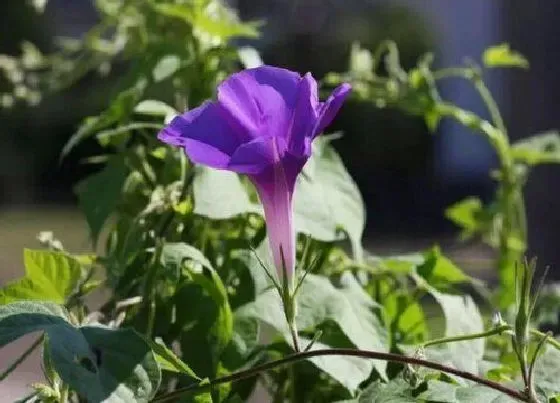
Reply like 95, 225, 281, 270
148, 337, 199, 378
529, 344, 560, 397
75, 157, 128, 245
356, 379, 416, 402
152, 56, 181, 83
295, 135, 366, 261
0, 249, 82, 305
383, 291, 427, 345
482, 43, 529, 69
96, 123, 164, 148
237, 47, 264, 69
427, 290, 485, 374
161, 242, 214, 274
134, 100, 178, 123
445, 197, 483, 236
349, 42, 374, 79
419, 380, 518, 402
192, 166, 260, 219
238, 272, 388, 392
152, 2, 259, 40
0, 302, 161, 402
512, 131, 560, 165
416, 247, 470, 290
61, 82, 146, 158
163, 243, 233, 353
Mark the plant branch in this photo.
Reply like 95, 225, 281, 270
422, 325, 511, 349
152, 348, 527, 403
530, 329, 560, 351
0, 336, 43, 382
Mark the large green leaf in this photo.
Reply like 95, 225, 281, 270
192, 166, 260, 220
237, 272, 388, 392
0, 249, 82, 305
427, 291, 485, 375
529, 344, 560, 397
512, 131, 560, 165
419, 380, 517, 402
0, 302, 161, 402
162, 242, 233, 388
75, 157, 128, 245
294, 136, 366, 260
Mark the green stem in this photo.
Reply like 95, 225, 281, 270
472, 77, 507, 136
0, 336, 43, 382
422, 325, 511, 349
530, 329, 560, 351
422, 326, 560, 354
143, 240, 164, 339
152, 348, 527, 403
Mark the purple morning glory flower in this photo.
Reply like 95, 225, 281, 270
158, 66, 351, 283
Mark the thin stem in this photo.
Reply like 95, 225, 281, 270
422, 325, 511, 349
0, 336, 43, 382
530, 329, 560, 351
143, 240, 164, 339
288, 320, 300, 353
152, 348, 527, 403
473, 77, 507, 136
527, 332, 549, 403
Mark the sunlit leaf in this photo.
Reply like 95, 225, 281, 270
0, 249, 82, 305
416, 246, 470, 290
512, 131, 560, 165
483, 43, 529, 69
295, 135, 366, 261
192, 166, 260, 219
419, 380, 517, 402
148, 337, 199, 378
152, 56, 181, 83
427, 290, 485, 374
356, 379, 416, 402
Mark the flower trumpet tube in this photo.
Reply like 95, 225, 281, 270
158, 66, 350, 288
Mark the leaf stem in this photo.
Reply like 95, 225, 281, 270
530, 329, 560, 351
421, 325, 511, 349
152, 348, 527, 402
0, 336, 43, 382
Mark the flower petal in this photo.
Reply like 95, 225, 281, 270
157, 101, 239, 169
227, 135, 288, 175
313, 83, 352, 137
217, 66, 302, 140
287, 72, 319, 157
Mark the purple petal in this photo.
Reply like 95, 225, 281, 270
158, 101, 239, 169
313, 83, 352, 137
286, 72, 319, 157
227, 135, 288, 175
217, 66, 302, 140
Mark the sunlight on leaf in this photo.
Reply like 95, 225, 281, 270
483, 43, 529, 69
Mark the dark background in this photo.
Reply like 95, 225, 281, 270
0, 0, 558, 273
